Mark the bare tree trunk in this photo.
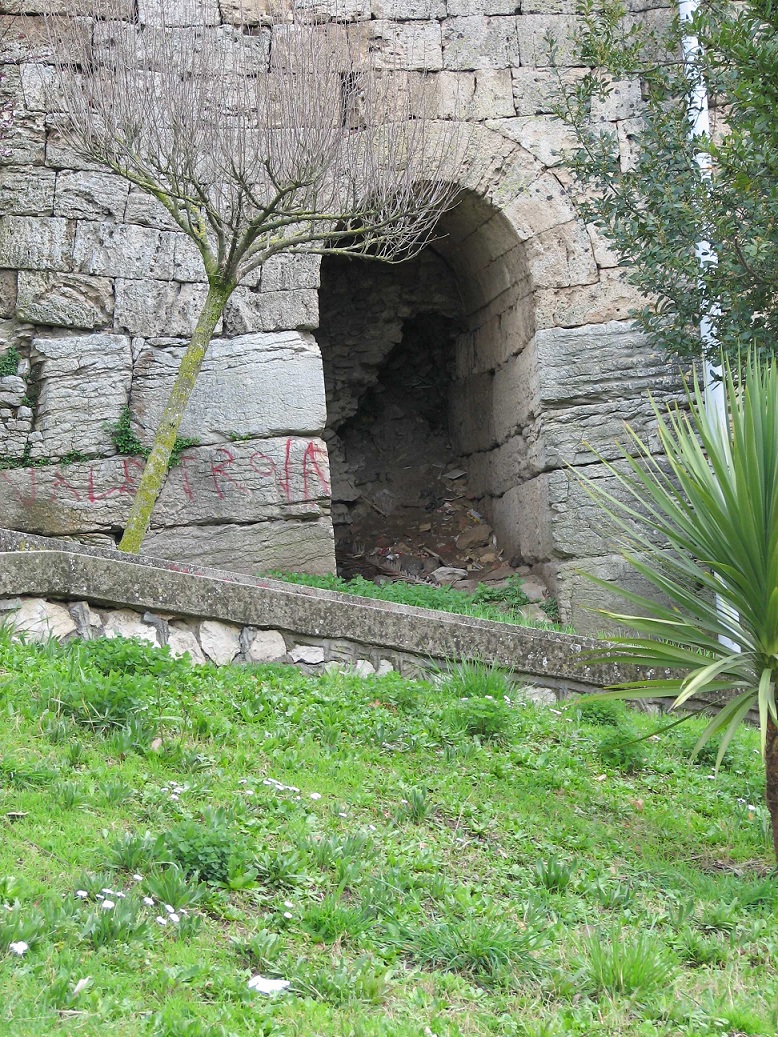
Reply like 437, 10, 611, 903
765, 714, 778, 864
118, 280, 234, 554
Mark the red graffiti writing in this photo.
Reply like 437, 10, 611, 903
5, 439, 331, 510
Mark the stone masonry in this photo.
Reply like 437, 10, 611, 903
0, 0, 678, 633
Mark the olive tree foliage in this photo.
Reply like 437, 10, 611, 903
46, 0, 463, 553
557, 0, 778, 365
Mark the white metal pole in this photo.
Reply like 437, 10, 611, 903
678, 0, 738, 650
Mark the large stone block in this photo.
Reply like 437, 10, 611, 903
260, 253, 321, 292
523, 220, 598, 289
501, 173, 576, 239
124, 191, 180, 231
484, 115, 577, 168
0, 114, 45, 167
54, 171, 130, 220
93, 21, 271, 76
511, 67, 587, 116
373, 0, 446, 16
517, 14, 581, 67
72, 222, 204, 282
0, 168, 56, 217
366, 20, 443, 70
223, 287, 319, 334
533, 271, 648, 329
114, 279, 218, 338
139, 0, 221, 25
142, 517, 336, 575
554, 553, 661, 636
30, 332, 132, 460
0, 216, 74, 272
17, 271, 114, 329
19, 63, 62, 114
44, 119, 107, 172
130, 330, 327, 444
442, 16, 519, 71
534, 320, 681, 405
0, 273, 17, 320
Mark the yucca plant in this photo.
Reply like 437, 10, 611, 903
580, 355, 778, 859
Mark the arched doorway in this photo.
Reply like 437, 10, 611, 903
317, 189, 539, 586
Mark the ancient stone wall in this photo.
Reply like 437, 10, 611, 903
0, 0, 678, 631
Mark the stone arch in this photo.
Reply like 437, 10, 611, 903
316, 122, 670, 626
316, 123, 581, 576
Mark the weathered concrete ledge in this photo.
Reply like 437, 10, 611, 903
0, 527, 639, 694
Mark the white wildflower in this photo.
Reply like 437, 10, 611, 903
8, 941, 28, 956
283, 900, 293, 909
143, 897, 155, 907
75, 890, 89, 899
309, 792, 322, 800
155, 915, 168, 926
164, 904, 176, 915
247, 975, 291, 995
132, 874, 144, 882
169, 913, 180, 924
283, 911, 293, 920
101, 900, 115, 911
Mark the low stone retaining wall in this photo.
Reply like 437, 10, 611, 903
0, 527, 636, 697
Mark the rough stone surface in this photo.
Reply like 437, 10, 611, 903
131, 332, 327, 444
289, 645, 326, 665
167, 623, 207, 665
30, 333, 132, 460
17, 272, 114, 329
103, 608, 159, 644
246, 628, 287, 663
7, 596, 77, 640
199, 619, 241, 664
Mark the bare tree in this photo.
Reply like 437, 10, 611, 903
45, 0, 463, 553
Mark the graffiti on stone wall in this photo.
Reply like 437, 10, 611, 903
0, 438, 331, 512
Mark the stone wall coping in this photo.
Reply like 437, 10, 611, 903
0, 527, 637, 692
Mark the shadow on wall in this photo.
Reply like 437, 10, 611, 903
317, 189, 540, 585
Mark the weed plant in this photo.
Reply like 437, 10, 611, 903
0, 630, 775, 1035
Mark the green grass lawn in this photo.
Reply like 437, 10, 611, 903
0, 632, 775, 1037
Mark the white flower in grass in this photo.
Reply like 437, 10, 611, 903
309, 793, 322, 800
247, 975, 291, 995
72, 977, 91, 998
101, 888, 115, 895
133, 874, 144, 883
8, 941, 28, 956
101, 900, 115, 911
164, 904, 176, 915
283, 900, 293, 909
75, 890, 89, 900
155, 916, 168, 926
169, 913, 180, 924
283, 912, 293, 920
143, 897, 155, 907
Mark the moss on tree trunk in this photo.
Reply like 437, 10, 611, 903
118, 280, 234, 554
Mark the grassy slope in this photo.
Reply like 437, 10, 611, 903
0, 633, 775, 1037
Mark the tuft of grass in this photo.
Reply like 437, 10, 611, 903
393, 911, 546, 983
582, 929, 678, 996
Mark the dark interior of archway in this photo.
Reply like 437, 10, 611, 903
317, 252, 525, 588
